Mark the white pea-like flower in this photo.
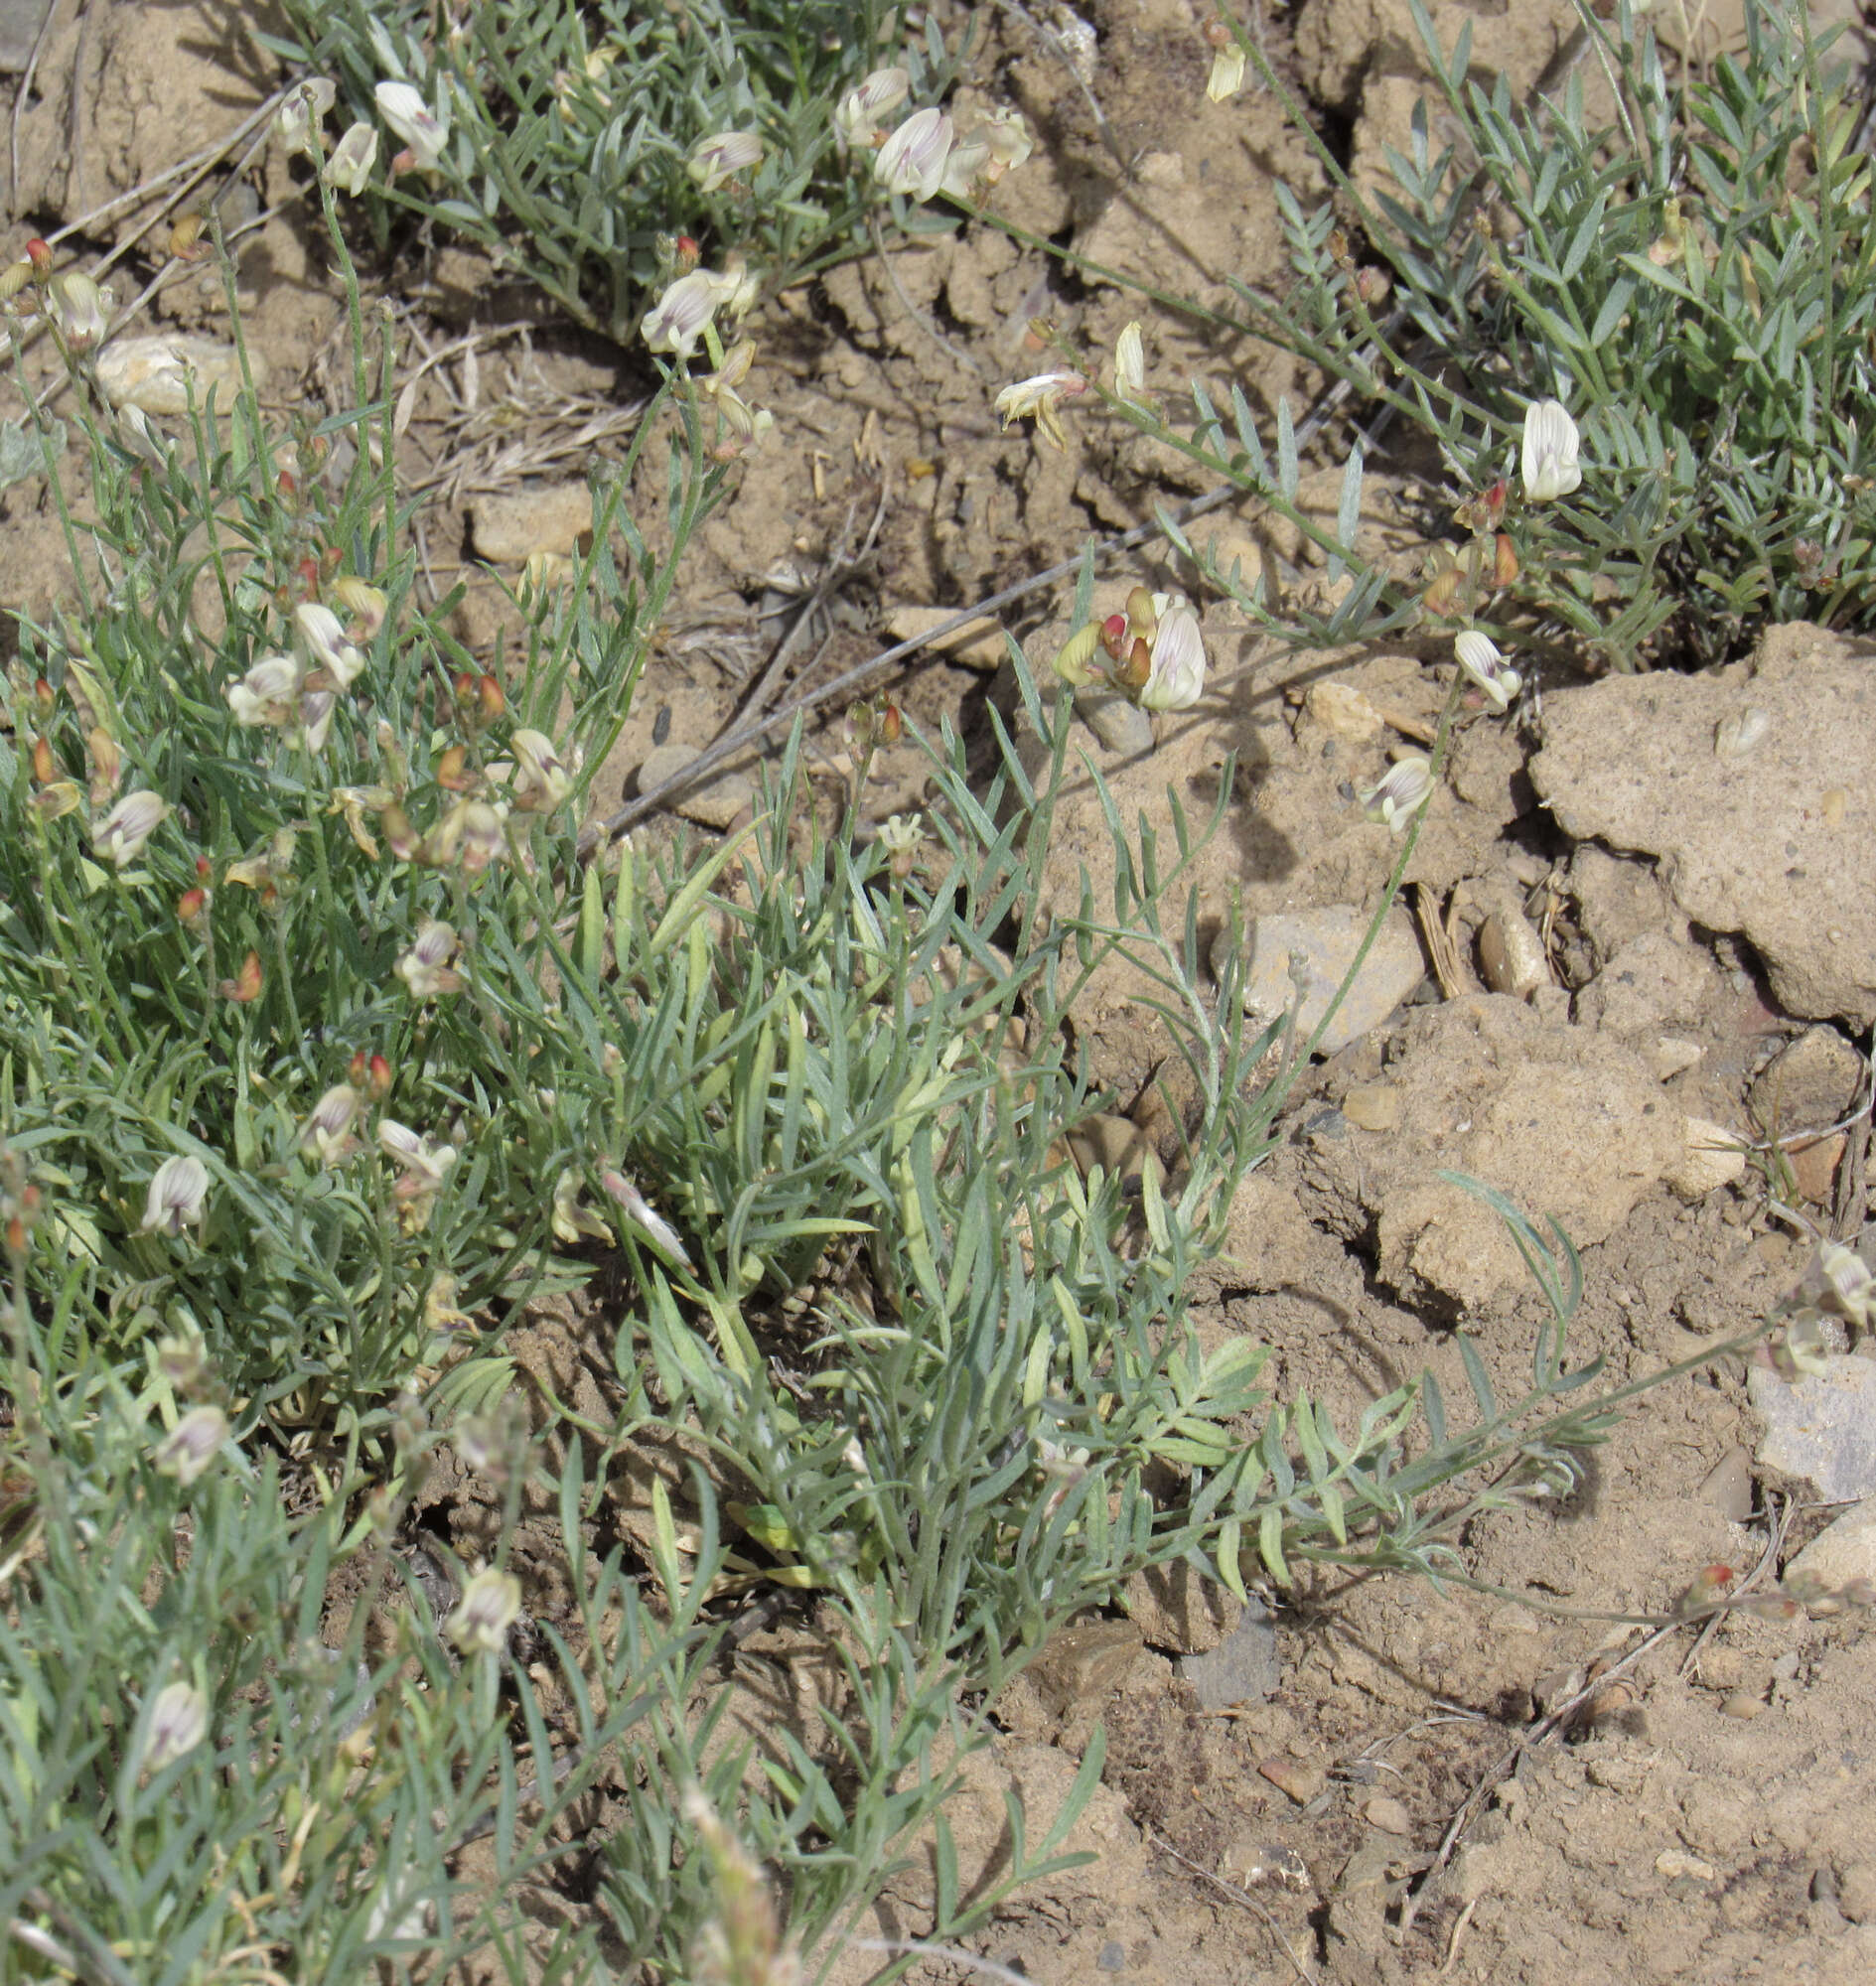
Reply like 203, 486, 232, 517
1520, 398, 1582, 502
1138, 596, 1208, 711
94, 789, 169, 868
835, 67, 910, 147
508, 728, 573, 811
1113, 321, 1147, 409
225, 653, 302, 727
139, 1154, 209, 1236
274, 78, 337, 158
447, 1567, 521, 1654
322, 122, 378, 196
295, 603, 364, 689
300, 1083, 362, 1165
139, 1681, 210, 1772
151, 1404, 228, 1487
374, 79, 449, 171
641, 268, 727, 360
1453, 630, 1521, 711
1361, 756, 1434, 833
874, 106, 953, 201
993, 368, 1086, 452
687, 130, 763, 193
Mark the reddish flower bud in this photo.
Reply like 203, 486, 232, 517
32, 677, 54, 718
5, 1215, 24, 1254
1099, 613, 1130, 661
277, 471, 298, 500
476, 674, 505, 725
436, 743, 471, 791
25, 237, 52, 278
30, 736, 53, 784
878, 701, 903, 745
1494, 531, 1519, 588
1113, 636, 1152, 694
367, 1053, 392, 1097
1422, 565, 1465, 618
177, 887, 209, 924
196, 854, 213, 879
349, 1048, 367, 1085
674, 234, 701, 271
219, 949, 264, 1003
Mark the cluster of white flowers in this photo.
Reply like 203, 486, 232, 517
224, 597, 376, 756
837, 69, 1032, 206
270, 71, 452, 197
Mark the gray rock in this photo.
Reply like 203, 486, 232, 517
1177, 1598, 1278, 1709
1080, 686, 1155, 756
1749, 1024, 1866, 1134
1750, 1356, 1876, 1501
0, 0, 54, 73
1213, 905, 1425, 1056
1696, 1445, 1755, 1523
1785, 1495, 1876, 1596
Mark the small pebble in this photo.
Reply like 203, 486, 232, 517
1258, 1758, 1326, 1806
1720, 1692, 1766, 1720
1364, 1793, 1412, 1834
1657, 1849, 1719, 1883
1096, 1940, 1126, 1972
1342, 1082, 1401, 1132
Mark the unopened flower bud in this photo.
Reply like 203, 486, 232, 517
47, 271, 109, 352
219, 949, 264, 1003
30, 735, 53, 784
1054, 623, 1101, 685
1113, 636, 1151, 695
332, 575, 387, 638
